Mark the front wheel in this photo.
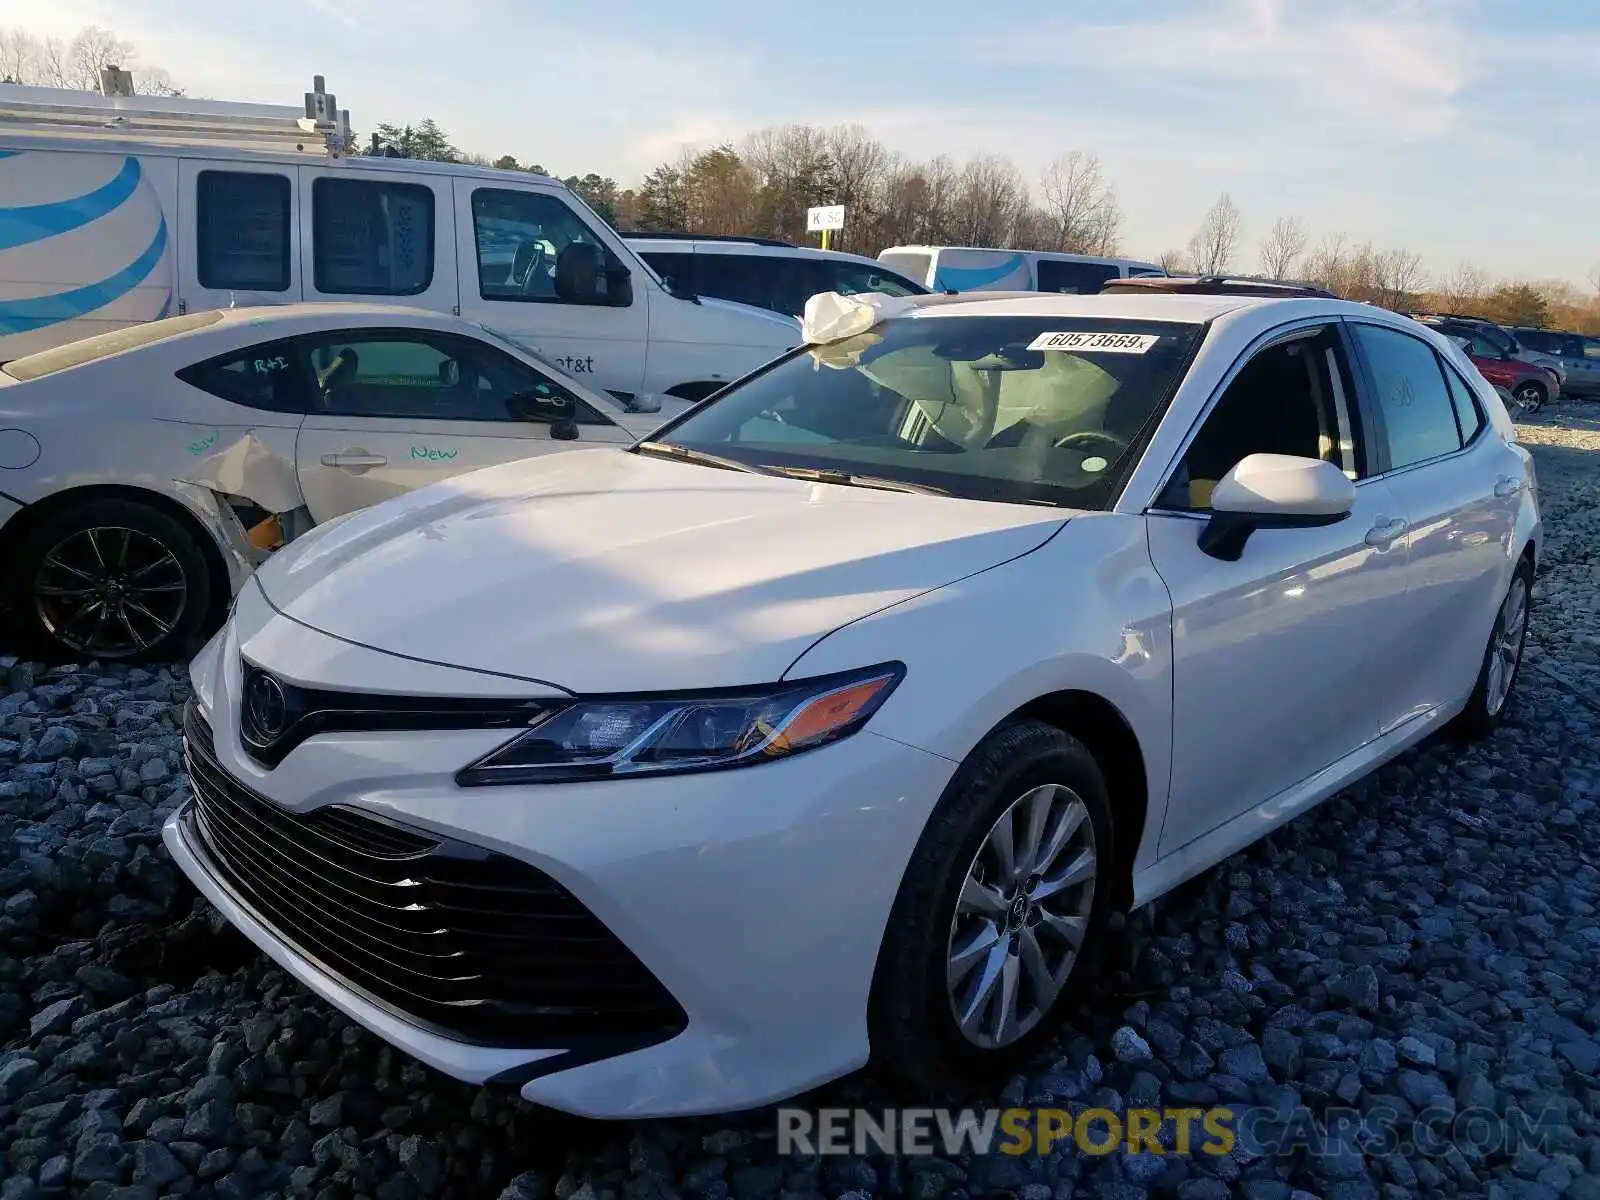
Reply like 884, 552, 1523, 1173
13, 498, 216, 663
869, 719, 1115, 1093
1513, 381, 1546, 413
1450, 557, 1533, 741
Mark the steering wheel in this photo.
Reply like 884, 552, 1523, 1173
1053, 430, 1129, 458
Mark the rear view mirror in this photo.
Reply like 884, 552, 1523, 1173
1198, 453, 1355, 561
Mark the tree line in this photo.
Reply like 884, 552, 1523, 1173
5, 23, 1598, 335
371, 117, 1600, 335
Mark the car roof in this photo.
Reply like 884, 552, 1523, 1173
886, 290, 1331, 323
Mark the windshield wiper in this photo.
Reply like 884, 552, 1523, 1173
764, 465, 947, 495
634, 441, 769, 475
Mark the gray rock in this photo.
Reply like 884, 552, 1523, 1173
1111, 1026, 1154, 1064
131, 1140, 188, 1188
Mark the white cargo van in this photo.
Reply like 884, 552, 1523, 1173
0, 75, 799, 414
877, 245, 1165, 295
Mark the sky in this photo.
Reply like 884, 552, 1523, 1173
1, 0, 1595, 286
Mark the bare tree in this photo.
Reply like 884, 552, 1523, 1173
1038, 151, 1121, 256
66, 25, 133, 90
823, 124, 889, 254
37, 33, 68, 87
1371, 249, 1427, 310
0, 22, 178, 92
1257, 216, 1308, 280
1589, 263, 1600, 297
1158, 248, 1188, 274
1438, 262, 1489, 310
947, 154, 1028, 246
1187, 193, 1242, 275
0, 27, 41, 83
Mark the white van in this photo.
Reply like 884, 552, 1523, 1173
0, 76, 799, 414
877, 245, 1165, 295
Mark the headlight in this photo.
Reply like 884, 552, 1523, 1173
456, 663, 903, 785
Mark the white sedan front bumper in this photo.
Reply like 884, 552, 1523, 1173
164, 588, 959, 1119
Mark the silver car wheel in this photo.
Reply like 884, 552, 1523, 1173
946, 783, 1097, 1050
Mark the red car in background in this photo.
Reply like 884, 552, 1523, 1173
1445, 333, 1559, 413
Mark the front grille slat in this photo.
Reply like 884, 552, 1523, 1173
180, 700, 687, 1045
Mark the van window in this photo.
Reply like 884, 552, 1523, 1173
312, 178, 435, 296
878, 252, 932, 285
196, 171, 292, 292
824, 261, 927, 300
1036, 260, 1122, 294
471, 189, 618, 303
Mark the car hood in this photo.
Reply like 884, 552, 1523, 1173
254, 448, 1069, 693
692, 295, 801, 342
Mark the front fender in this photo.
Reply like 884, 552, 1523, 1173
783, 512, 1174, 877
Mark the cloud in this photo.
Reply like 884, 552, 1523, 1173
963, 0, 1477, 140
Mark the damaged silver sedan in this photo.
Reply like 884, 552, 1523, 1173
0, 304, 668, 661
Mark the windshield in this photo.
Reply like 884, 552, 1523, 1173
654, 315, 1203, 509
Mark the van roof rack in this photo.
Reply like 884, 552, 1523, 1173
621, 231, 796, 248
1101, 274, 1338, 298
0, 73, 352, 158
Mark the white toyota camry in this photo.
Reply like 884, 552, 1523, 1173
0, 304, 667, 662
165, 283, 1541, 1120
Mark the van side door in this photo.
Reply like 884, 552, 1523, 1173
296, 166, 458, 317
452, 180, 648, 401
176, 161, 303, 315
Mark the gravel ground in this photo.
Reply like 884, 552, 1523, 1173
2, 408, 1598, 1200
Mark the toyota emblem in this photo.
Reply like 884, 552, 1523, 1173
243, 670, 289, 743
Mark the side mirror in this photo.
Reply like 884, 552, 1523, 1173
1197, 453, 1356, 561
550, 418, 579, 441
626, 393, 663, 414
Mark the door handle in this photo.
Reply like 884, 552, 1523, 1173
321, 451, 387, 471
1494, 476, 1523, 499
1364, 517, 1408, 548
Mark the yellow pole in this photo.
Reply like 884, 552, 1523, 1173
821, 228, 830, 251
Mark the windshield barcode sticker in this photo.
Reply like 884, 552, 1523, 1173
1027, 331, 1160, 354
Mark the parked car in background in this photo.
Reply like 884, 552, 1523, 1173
876, 245, 1165, 294
1441, 332, 1559, 412
625, 234, 929, 319
1510, 327, 1600, 398
1408, 314, 1566, 396
0, 304, 660, 662
165, 282, 1537, 1120
0, 76, 798, 410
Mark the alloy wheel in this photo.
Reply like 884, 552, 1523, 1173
946, 783, 1098, 1050
33, 526, 189, 659
1485, 574, 1529, 718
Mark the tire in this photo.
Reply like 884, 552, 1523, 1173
12, 498, 216, 664
1513, 381, 1546, 414
869, 719, 1116, 1094
1449, 555, 1534, 742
